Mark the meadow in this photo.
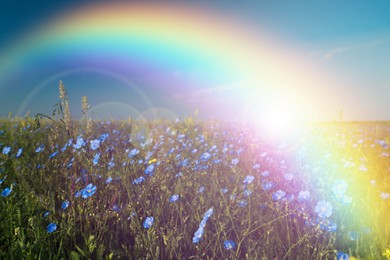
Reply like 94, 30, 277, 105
1, 87, 390, 259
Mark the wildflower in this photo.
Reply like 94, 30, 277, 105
243, 175, 255, 185
107, 161, 115, 169
99, 133, 109, 142
192, 227, 204, 244
261, 170, 270, 177
35, 145, 44, 153
144, 163, 155, 175
198, 186, 205, 193
81, 184, 96, 199
112, 204, 121, 212
318, 218, 337, 232
237, 200, 247, 207
128, 148, 139, 158
231, 158, 239, 165
2, 146, 11, 155
223, 240, 236, 250
261, 181, 274, 191
272, 190, 286, 201
74, 136, 86, 149
16, 148, 23, 158
315, 200, 333, 218
243, 189, 252, 197
43, 211, 50, 218
203, 208, 213, 220
132, 176, 145, 185
200, 152, 211, 161
337, 252, 349, 260
90, 139, 100, 150
1, 186, 12, 197
62, 200, 70, 210
143, 216, 154, 229
297, 190, 311, 202
253, 163, 261, 170
221, 188, 228, 193
105, 176, 113, 185
47, 223, 57, 233
93, 153, 100, 165
49, 151, 58, 159
169, 194, 179, 203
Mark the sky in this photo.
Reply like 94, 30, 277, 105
0, 0, 389, 123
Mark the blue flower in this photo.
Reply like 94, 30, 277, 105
62, 200, 70, 210
90, 139, 100, 150
203, 208, 213, 220
243, 189, 252, 197
47, 223, 57, 233
74, 136, 86, 149
43, 211, 50, 218
81, 184, 96, 199
35, 145, 44, 153
128, 148, 139, 158
337, 252, 349, 260
75, 190, 81, 198
261, 181, 274, 191
272, 190, 286, 201
237, 200, 247, 207
93, 153, 100, 165
243, 175, 254, 185
99, 133, 109, 142
16, 148, 23, 158
1, 186, 12, 197
192, 227, 204, 244
2, 146, 11, 155
223, 240, 236, 250
221, 188, 228, 193
107, 161, 115, 169
132, 176, 145, 185
169, 194, 179, 203
105, 176, 113, 185
315, 200, 333, 218
198, 186, 205, 193
49, 151, 58, 159
297, 190, 311, 202
231, 158, 239, 165
200, 152, 211, 161
143, 216, 154, 229
144, 164, 155, 175
261, 170, 270, 177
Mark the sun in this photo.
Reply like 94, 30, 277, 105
244, 87, 307, 133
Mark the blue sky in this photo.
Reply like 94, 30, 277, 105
0, 0, 389, 122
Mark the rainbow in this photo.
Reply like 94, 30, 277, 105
0, 2, 349, 121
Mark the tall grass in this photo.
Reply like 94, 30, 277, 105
0, 83, 389, 259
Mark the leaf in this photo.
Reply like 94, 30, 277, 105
74, 244, 85, 257
69, 251, 80, 260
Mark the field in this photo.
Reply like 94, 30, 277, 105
1, 113, 390, 259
